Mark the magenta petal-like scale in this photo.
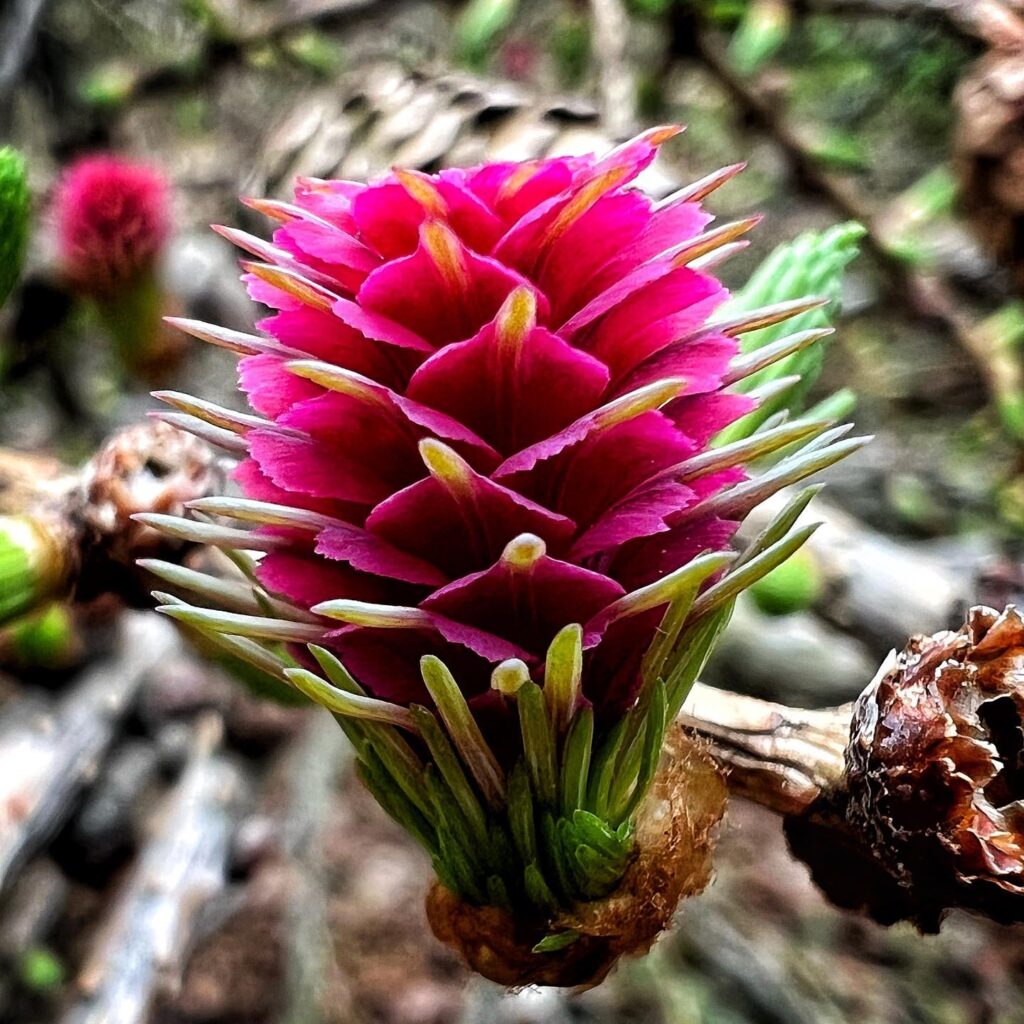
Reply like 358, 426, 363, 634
183, 132, 765, 735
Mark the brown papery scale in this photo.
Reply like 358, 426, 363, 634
787, 605, 1024, 930
74, 420, 224, 603
0, 421, 223, 615
427, 727, 727, 988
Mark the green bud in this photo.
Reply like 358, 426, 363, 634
0, 516, 68, 627
5, 602, 79, 668
0, 147, 29, 310
19, 946, 65, 992
456, 0, 519, 68
78, 63, 138, 108
748, 545, 822, 616
729, 0, 791, 76
282, 29, 342, 77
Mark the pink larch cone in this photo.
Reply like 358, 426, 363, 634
140, 127, 864, 984
55, 155, 170, 297
53, 154, 184, 381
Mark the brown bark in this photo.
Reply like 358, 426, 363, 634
683, 605, 1024, 930
679, 682, 851, 816
62, 713, 248, 1024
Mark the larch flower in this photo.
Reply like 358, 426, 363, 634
52, 154, 181, 381
55, 154, 170, 298
141, 127, 864, 985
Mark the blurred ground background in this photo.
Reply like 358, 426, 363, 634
3, 0, 1024, 1021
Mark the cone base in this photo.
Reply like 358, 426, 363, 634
426, 726, 727, 987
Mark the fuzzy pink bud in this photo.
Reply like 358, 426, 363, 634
54, 155, 170, 297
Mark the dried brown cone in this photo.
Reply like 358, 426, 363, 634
0, 421, 225, 618
426, 726, 727, 988
73, 420, 226, 604
954, 5, 1024, 290
786, 605, 1024, 930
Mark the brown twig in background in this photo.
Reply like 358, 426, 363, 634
61, 709, 247, 1024
589, 0, 637, 139
0, 0, 51, 129
277, 713, 352, 1024
0, 614, 179, 897
741, 491, 980, 652
244, 0, 399, 38
792, 0, 1018, 44
694, 31, 1011, 414
680, 682, 851, 815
